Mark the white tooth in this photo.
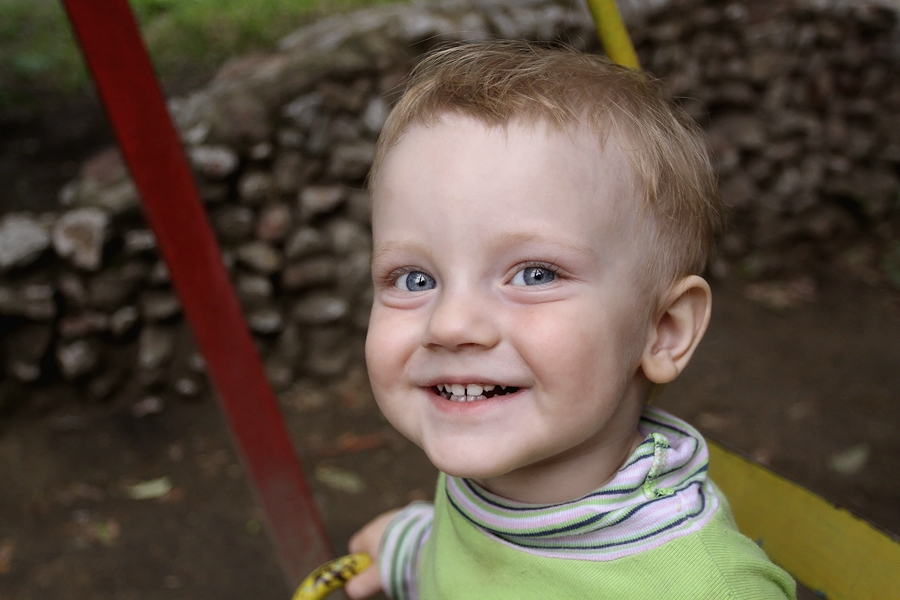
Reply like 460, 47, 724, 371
483, 385, 495, 392
467, 384, 483, 396
440, 384, 448, 393
466, 395, 475, 402
451, 384, 466, 396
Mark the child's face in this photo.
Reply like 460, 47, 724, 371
366, 115, 658, 502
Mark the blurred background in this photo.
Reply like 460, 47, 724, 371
1, 0, 899, 598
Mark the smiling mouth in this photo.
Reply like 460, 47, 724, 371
432, 383, 521, 403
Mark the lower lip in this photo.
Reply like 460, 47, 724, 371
427, 388, 523, 416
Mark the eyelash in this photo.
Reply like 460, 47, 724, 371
378, 266, 422, 288
510, 260, 564, 281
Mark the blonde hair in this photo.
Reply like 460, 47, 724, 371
369, 41, 725, 288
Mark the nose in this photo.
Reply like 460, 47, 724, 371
422, 287, 500, 351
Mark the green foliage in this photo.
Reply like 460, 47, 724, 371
0, 0, 85, 103
0, 0, 401, 110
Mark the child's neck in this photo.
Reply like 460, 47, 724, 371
472, 427, 645, 505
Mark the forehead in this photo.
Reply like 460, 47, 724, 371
372, 114, 641, 230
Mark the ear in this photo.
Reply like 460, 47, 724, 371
641, 275, 712, 384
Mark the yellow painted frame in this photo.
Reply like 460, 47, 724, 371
709, 441, 900, 600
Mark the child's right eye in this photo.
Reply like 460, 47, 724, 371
395, 270, 436, 292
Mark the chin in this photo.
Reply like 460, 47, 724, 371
426, 449, 514, 481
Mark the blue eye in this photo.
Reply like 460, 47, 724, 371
396, 270, 436, 292
511, 266, 556, 286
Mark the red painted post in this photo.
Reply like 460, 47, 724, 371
60, 0, 332, 586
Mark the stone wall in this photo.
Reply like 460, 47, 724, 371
1, 0, 898, 411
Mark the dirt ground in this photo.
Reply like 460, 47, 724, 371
0, 275, 898, 600
2, 95, 900, 600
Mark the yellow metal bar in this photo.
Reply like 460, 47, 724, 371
585, 0, 641, 69
708, 440, 900, 600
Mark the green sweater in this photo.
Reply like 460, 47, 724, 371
380, 409, 796, 600
417, 477, 794, 599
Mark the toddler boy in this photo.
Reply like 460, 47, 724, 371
346, 41, 795, 599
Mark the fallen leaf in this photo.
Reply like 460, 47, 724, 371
55, 482, 105, 505
196, 449, 230, 478
167, 443, 185, 462
828, 444, 870, 476
315, 465, 366, 494
0, 538, 15, 574
786, 401, 815, 421
131, 396, 164, 418
124, 477, 173, 500
751, 447, 774, 466
696, 412, 735, 432
744, 277, 817, 310
282, 382, 328, 412
47, 413, 90, 432
159, 486, 184, 503
313, 432, 389, 458
88, 519, 121, 546
245, 519, 262, 535
66, 516, 121, 547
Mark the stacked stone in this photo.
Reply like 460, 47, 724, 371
636, 0, 900, 278
0, 0, 898, 410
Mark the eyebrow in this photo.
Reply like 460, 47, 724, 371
371, 240, 433, 266
486, 231, 595, 257
371, 232, 594, 265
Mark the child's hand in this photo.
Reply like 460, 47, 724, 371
344, 509, 400, 599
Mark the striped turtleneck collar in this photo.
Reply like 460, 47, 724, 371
445, 407, 719, 561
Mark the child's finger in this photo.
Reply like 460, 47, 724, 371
344, 565, 382, 599
349, 508, 400, 555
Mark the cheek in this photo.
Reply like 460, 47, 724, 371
517, 305, 606, 364
365, 322, 396, 391
365, 326, 405, 414
365, 306, 419, 390
364, 320, 425, 449
521, 306, 642, 392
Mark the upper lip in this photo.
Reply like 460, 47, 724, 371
417, 377, 525, 388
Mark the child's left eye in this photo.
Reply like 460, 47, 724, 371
395, 270, 437, 292
511, 266, 556, 286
